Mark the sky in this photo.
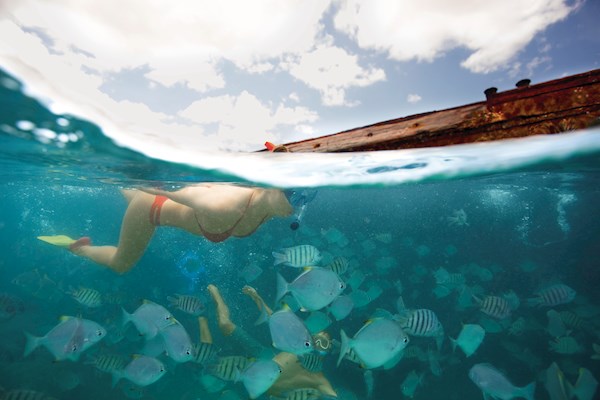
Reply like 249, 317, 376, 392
0, 0, 598, 152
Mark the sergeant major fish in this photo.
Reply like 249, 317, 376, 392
527, 284, 576, 307
396, 309, 443, 337
474, 295, 512, 320
68, 287, 102, 308
167, 294, 205, 316
273, 245, 322, 268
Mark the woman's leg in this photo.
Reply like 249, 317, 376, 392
207, 284, 236, 336
207, 284, 273, 358
242, 285, 273, 316
71, 191, 156, 274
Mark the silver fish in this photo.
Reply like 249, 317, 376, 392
159, 321, 193, 362
401, 370, 424, 398
112, 355, 166, 387
237, 359, 282, 399
122, 300, 175, 339
338, 318, 409, 369
276, 268, 345, 311
328, 295, 354, 321
259, 306, 313, 355
24, 315, 106, 361
469, 363, 535, 400
451, 324, 485, 357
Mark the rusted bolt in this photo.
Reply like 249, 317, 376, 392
366, 132, 373, 137
484, 87, 498, 100
516, 79, 531, 88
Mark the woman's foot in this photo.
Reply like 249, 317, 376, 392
69, 237, 91, 253
242, 285, 272, 316
207, 284, 235, 336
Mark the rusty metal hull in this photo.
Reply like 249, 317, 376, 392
274, 69, 600, 153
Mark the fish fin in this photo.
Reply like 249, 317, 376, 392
450, 337, 457, 353
275, 273, 289, 305
254, 306, 269, 326
111, 371, 123, 388
572, 368, 598, 400
121, 307, 132, 327
519, 382, 536, 400
272, 251, 287, 266
23, 332, 41, 357
167, 296, 178, 307
336, 329, 350, 367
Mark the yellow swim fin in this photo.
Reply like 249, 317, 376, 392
37, 235, 76, 248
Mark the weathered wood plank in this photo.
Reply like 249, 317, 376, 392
270, 69, 600, 153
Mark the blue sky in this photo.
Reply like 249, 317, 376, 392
0, 0, 598, 152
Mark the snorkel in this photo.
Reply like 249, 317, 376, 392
285, 189, 317, 231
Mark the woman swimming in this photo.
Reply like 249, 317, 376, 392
42, 184, 293, 274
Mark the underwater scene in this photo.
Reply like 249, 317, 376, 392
1, 69, 600, 400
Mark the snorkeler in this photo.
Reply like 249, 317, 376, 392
206, 284, 337, 398
38, 184, 293, 274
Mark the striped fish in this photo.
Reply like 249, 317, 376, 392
68, 287, 102, 308
397, 309, 443, 337
559, 310, 584, 329
298, 353, 324, 372
474, 295, 512, 320
167, 294, 205, 316
272, 245, 322, 268
549, 336, 583, 354
325, 256, 349, 276
191, 342, 218, 364
1, 390, 58, 400
528, 284, 576, 307
278, 388, 322, 400
208, 356, 250, 381
85, 353, 127, 374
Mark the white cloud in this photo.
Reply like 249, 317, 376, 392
289, 92, 300, 103
2, 0, 332, 91
334, 0, 578, 73
407, 94, 422, 104
179, 91, 318, 149
283, 43, 386, 106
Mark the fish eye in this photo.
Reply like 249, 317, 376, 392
97, 330, 103, 336
304, 341, 312, 348
403, 337, 409, 343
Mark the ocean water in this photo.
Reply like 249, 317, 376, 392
1, 67, 600, 400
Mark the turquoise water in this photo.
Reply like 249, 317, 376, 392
1, 67, 600, 400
